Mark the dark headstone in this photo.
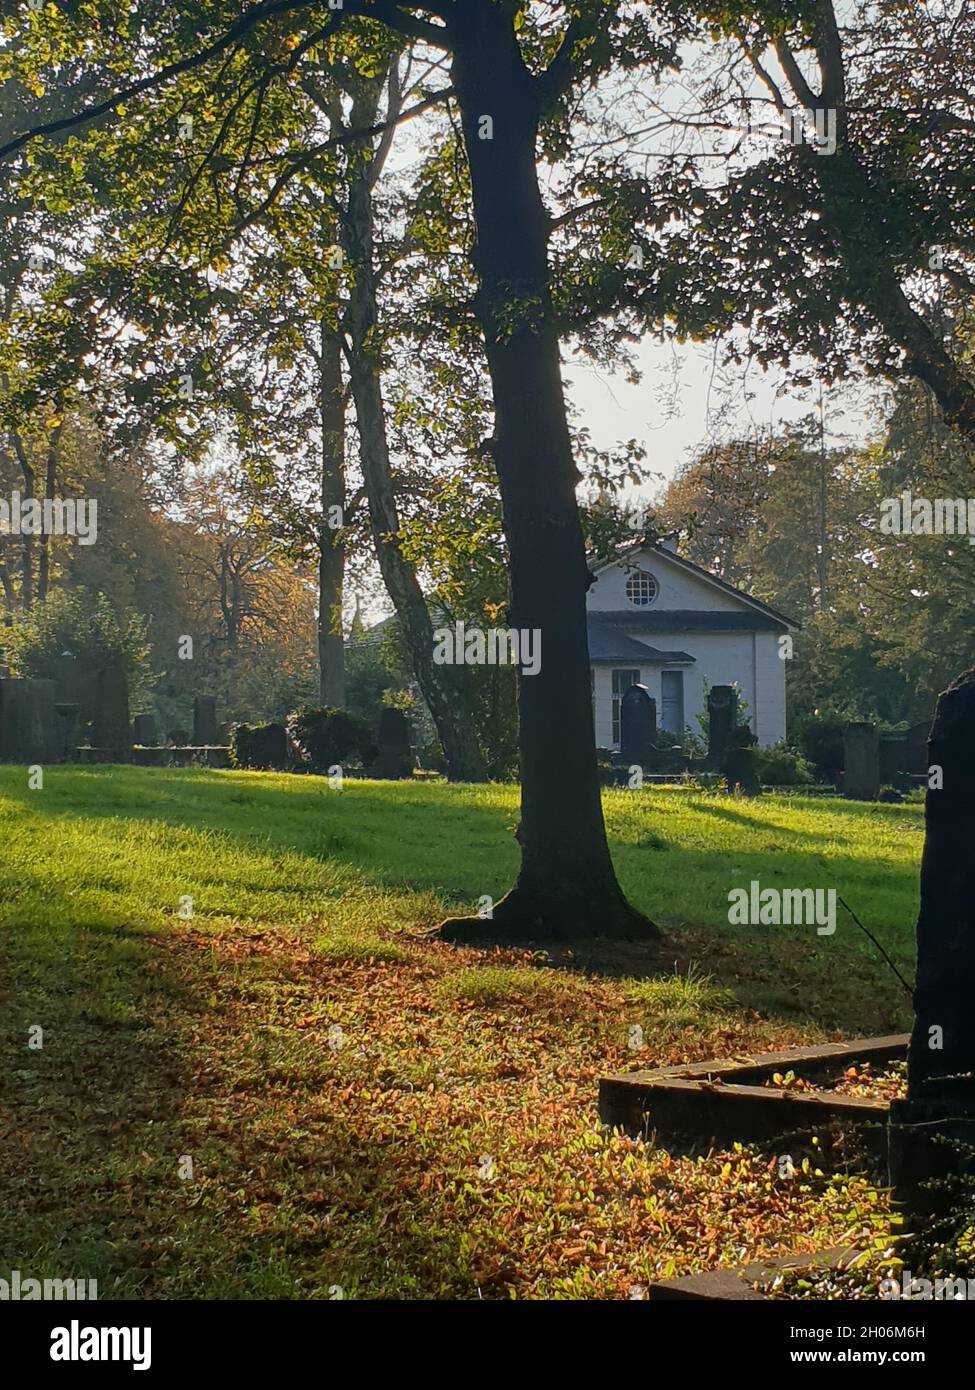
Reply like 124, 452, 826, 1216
890, 672, 975, 1216
843, 722, 879, 799
217, 721, 233, 744
248, 722, 291, 770
132, 713, 158, 746
0, 678, 61, 763
620, 684, 656, 767
724, 745, 761, 796
193, 695, 218, 746
369, 707, 415, 779
878, 733, 905, 786
903, 721, 930, 777
706, 685, 738, 769
167, 729, 190, 747
52, 651, 81, 702
92, 663, 131, 759
55, 702, 81, 761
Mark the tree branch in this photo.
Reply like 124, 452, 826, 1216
349, 0, 450, 48
0, 0, 340, 163
228, 86, 454, 240
773, 35, 821, 113
535, 13, 602, 112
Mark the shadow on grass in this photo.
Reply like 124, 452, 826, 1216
0, 914, 486, 1298
0, 767, 918, 1037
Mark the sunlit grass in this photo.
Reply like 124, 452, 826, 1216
0, 766, 917, 1298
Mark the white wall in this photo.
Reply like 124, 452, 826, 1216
592, 633, 787, 750
588, 549, 746, 614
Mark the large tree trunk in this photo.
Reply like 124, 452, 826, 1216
342, 77, 486, 783
318, 321, 346, 708
439, 2, 655, 941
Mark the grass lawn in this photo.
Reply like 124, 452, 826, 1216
0, 767, 920, 1298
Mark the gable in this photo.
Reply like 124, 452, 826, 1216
587, 544, 792, 627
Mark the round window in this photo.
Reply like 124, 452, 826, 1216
625, 570, 658, 606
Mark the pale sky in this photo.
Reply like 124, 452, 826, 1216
565, 336, 877, 511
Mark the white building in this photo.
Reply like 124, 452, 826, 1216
587, 541, 794, 750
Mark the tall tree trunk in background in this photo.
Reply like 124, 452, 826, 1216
37, 418, 63, 604
342, 72, 486, 783
0, 548, 14, 618
10, 430, 33, 609
439, 1, 655, 941
815, 390, 829, 612
318, 322, 346, 708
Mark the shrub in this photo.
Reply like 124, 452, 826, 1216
230, 722, 292, 771
795, 713, 846, 782
756, 742, 814, 786
4, 590, 154, 718
286, 706, 377, 773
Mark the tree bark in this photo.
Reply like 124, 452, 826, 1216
438, 2, 655, 940
10, 428, 34, 610
342, 75, 486, 783
0, 547, 14, 618
37, 418, 63, 604
318, 321, 346, 708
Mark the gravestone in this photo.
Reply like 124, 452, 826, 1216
217, 721, 233, 745
903, 721, 930, 776
620, 684, 656, 767
192, 695, 218, 746
706, 685, 738, 769
52, 650, 86, 705
0, 678, 61, 763
843, 722, 879, 799
56, 703, 81, 761
878, 733, 904, 786
890, 671, 975, 1217
369, 707, 415, 779
132, 713, 158, 746
92, 663, 131, 759
724, 746, 761, 796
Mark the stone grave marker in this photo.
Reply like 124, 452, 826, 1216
369, 707, 415, 779
843, 722, 880, 799
706, 685, 738, 769
0, 678, 61, 764
620, 684, 656, 768
55, 702, 81, 761
132, 713, 158, 746
92, 662, 131, 759
192, 695, 218, 746
890, 670, 975, 1217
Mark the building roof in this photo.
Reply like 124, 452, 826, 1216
594, 609, 790, 635
587, 615, 694, 664
589, 538, 799, 630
